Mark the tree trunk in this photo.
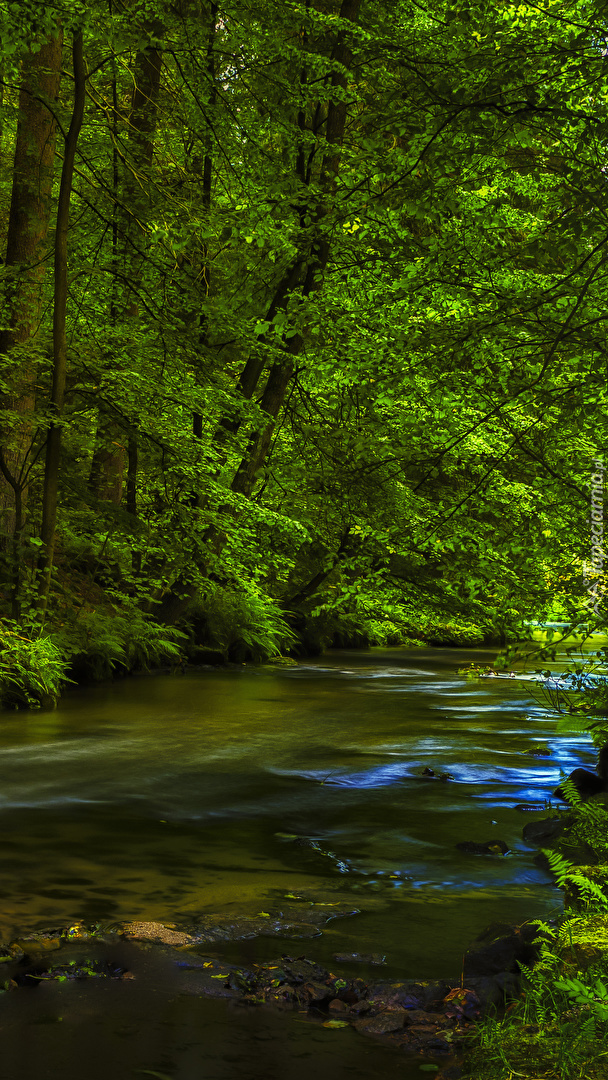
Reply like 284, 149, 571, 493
39, 30, 86, 605
0, 29, 62, 612
88, 28, 163, 505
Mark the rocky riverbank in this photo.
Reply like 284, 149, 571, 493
0, 903, 545, 1080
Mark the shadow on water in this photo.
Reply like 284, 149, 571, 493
0, 646, 588, 1077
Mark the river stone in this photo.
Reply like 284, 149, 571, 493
369, 980, 452, 1010
403, 1009, 447, 1026
463, 921, 537, 977
522, 818, 566, 845
332, 952, 386, 965
11, 935, 61, 955
436, 1066, 464, 1079
0, 942, 24, 963
354, 1010, 405, 1035
121, 922, 198, 946
122, 906, 359, 948
466, 974, 519, 1007
456, 839, 510, 856
328, 998, 350, 1012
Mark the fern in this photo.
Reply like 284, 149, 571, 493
567, 800, 608, 860
542, 848, 608, 906
543, 848, 579, 887
0, 623, 69, 708
557, 774, 584, 806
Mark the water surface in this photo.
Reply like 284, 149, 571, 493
0, 646, 587, 1078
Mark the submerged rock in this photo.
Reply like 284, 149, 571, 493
122, 922, 197, 946
332, 952, 386, 965
121, 906, 360, 947
456, 840, 510, 856
522, 818, 565, 846
0, 915, 527, 1069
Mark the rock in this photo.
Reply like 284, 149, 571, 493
0, 942, 24, 963
354, 1010, 405, 1035
11, 935, 61, 956
121, 922, 198, 946
442, 986, 481, 1019
555, 769, 606, 802
403, 1009, 447, 1026
328, 998, 350, 1013
456, 839, 510, 856
522, 818, 565, 845
370, 980, 452, 1010
402, 1027, 452, 1053
437, 1066, 464, 1080
463, 922, 538, 978
122, 906, 360, 948
300, 980, 333, 1003
421, 768, 455, 781
514, 803, 548, 812
465, 971, 520, 1006
493, 971, 521, 997
333, 952, 386, 965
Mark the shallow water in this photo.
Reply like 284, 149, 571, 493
0, 646, 593, 1078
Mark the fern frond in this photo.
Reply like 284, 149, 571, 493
542, 848, 576, 886
557, 775, 583, 806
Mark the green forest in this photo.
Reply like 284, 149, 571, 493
0, 0, 606, 705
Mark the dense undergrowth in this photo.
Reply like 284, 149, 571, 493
462, 665, 608, 1080
0, 546, 513, 708
463, 845, 608, 1079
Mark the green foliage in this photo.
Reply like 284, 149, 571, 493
53, 608, 185, 682
0, 622, 69, 708
0, 0, 607, 687
564, 801, 608, 865
463, 907, 608, 1079
554, 975, 608, 1021
542, 848, 608, 907
191, 584, 296, 662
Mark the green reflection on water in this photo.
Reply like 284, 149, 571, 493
0, 648, 564, 980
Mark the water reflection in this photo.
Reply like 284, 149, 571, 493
0, 647, 586, 976
5, 645, 597, 1077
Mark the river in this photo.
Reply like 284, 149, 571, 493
0, 646, 590, 1079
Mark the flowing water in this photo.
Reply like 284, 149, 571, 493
0, 646, 592, 1078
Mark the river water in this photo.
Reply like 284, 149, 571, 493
0, 647, 590, 1079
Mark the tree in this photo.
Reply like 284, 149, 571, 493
0, 23, 62, 613
0, 0, 605, 684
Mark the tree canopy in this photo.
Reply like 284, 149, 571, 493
0, 0, 605, 690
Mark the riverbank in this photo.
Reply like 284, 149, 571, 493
0, 910, 533, 1078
